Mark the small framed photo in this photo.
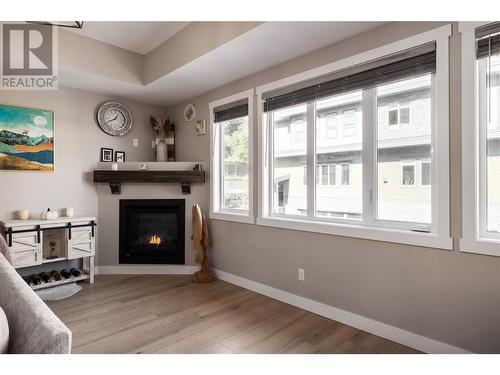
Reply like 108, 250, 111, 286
100, 147, 113, 162
195, 119, 206, 135
115, 151, 126, 163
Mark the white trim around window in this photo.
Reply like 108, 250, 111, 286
460, 24, 500, 256
256, 25, 452, 250
209, 89, 255, 224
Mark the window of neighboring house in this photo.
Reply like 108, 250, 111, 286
259, 27, 451, 249
326, 112, 338, 138
421, 161, 431, 186
321, 165, 329, 185
329, 164, 336, 185
341, 163, 351, 186
388, 101, 410, 127
209, 90, 254, 224
343, 109, 357, 136
400, 102, 410, 124
388, 103, 399, 126
401, 161, 416, 186
294, 118, 306, 144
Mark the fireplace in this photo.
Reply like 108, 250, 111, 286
119, 199, 185, 264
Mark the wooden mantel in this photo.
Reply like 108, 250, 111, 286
93, 170, 205, 194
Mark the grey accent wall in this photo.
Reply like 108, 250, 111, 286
166, 22, 500, 353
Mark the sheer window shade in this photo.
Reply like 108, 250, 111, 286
262, 43, 436, 112
214, 99, 249, 123
476, 22, 500, 59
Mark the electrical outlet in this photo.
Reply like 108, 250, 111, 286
133, 138, 139, 147
298, 268, 305, 281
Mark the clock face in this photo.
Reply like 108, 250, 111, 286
97, 102, 132, 136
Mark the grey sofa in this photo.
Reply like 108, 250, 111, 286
0, 235, 72, 354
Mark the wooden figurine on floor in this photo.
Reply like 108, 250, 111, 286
192, 203, 215, 283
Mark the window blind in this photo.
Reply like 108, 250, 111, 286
476, 22, 500, 59
214, 99, 248, 123
262, 43, 436, 112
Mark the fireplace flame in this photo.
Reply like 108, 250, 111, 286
149, 235, 161, 245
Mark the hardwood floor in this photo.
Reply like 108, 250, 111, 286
46, 275, 420, 354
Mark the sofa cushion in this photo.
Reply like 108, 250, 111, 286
0, 306, 8, 354
0, 234, 11, 264
0, 253, 71, 353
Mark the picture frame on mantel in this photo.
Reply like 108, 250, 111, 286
100, 147, 113, 162
115, 151, 125, 162
0, 103, 55, 172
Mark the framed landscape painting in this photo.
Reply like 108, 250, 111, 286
0, 104, 54, 171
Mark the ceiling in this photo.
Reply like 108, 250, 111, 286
60, 22, 388, 106
68, 21, 190, 55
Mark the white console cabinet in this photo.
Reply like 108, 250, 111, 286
1, 216, 96, 289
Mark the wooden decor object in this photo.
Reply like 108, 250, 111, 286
191, 204, 215, 283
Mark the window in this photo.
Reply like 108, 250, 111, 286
329, 164, 336, 185
258, 25, 451, 249
210, 89, 254, 224
377, 76, 432, 224
341, 163, 351, 186
293, 118, 306, 144
401, 161, 416, 186
343, 109, 357, 136
421, 161, 431, 186
326, 112, 338, 138
461, 22, 500, 256
400, 102, 410, 124
272, 104, 307, 216
388, 103, 399, 126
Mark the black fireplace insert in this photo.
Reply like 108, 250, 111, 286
119, 199, 185, 264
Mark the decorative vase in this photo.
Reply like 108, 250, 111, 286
166, 122, 175, 162
156, 140, 167, 162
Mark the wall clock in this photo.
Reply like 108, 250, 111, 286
184, 103, 196, 122
96, 102, 133, 136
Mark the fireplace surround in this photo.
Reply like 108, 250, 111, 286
119, 199, 185, 264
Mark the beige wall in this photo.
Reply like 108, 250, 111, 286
166, 22, 500, 353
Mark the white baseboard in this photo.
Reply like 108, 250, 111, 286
96, 265, 199, 275
213, 269, 471, 354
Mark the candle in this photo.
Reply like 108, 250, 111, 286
18, 209, 30, 220
112, 163, 118, 171
65, 207, 74, 218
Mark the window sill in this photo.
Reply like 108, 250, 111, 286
460, 238, 500, 257
209, 211, 255, 224
256, 216, 453, 250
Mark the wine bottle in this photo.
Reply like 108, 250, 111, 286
70, 268, 81, 277
60, 269, 71, 279
39, 272, 51, 283
30, 274, 41, 285
50, 270, 62, 281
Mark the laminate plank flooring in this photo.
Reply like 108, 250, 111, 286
46, 275, 420, 354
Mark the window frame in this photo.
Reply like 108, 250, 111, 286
460, 22, 500, 256
209, 89, 255, 224
257, 25, 452, 250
